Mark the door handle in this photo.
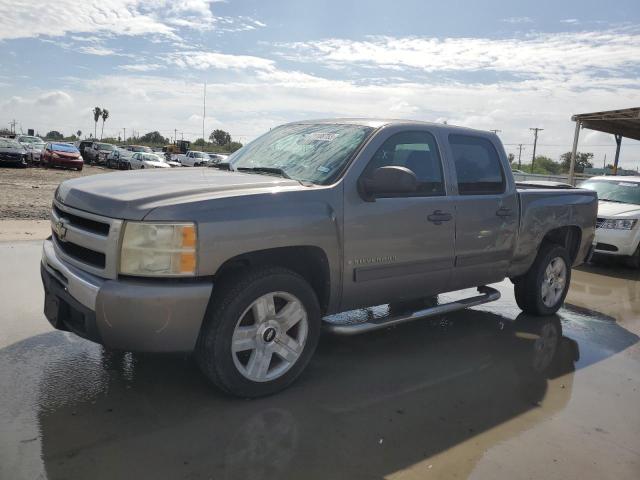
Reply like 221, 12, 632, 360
496, 207, 512, 217
427, 210, 452, 225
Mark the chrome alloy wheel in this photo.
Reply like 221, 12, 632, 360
231, 292, 309, 382
541, 256, 567, 308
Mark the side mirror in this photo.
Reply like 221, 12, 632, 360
359, 166, 417, 201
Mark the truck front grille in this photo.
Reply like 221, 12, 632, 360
52, 232, 106, 268
51, 201, 123, 279
53, 204, 110, 235
596, 217, 605, 228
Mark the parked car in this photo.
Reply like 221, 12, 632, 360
16, 134, 44, 146
581, 176, 640, 267
84, 142, 116, 165
106, 147, 134, 169
175, 150, 210, 166
208, 153, 229, 164
41, 142, 83, 170
41, 119, 597, 397
129, 152, 171, 169
75, 140, 94, 160
26, 141, 46, 164
0, 138, 28, 167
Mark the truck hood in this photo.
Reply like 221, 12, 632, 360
597, 200, 640, 218
56, 168, 302, 220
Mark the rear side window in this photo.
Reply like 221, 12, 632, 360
449, 134, 505, 195
364, 131, 444, 196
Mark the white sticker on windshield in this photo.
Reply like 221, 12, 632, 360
618, 182, 638, 187
316, 166, 331, 173
305, 132, 338, 142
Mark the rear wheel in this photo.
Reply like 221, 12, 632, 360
196, 267, 321, 397
514, 243, 571, 316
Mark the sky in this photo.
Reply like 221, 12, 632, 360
0, 0, 639, 168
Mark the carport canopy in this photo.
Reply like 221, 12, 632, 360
568, 107, 640, 184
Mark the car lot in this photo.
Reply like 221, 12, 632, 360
0, 239, 638, 479
0, 164, 107, 220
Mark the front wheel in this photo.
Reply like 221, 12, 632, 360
514, 243, 571, 315
196, 267, 321, 397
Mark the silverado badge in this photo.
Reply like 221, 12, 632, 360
53, 220, 68, 241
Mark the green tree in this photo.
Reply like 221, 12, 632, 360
533, 156, 561, 174
138, 131, 169, 144
100, 108, 109, 140
209, 129, 231, 146
228, 141, 243, 152
507, 153, 515, 164
92, 107, 102, 138
560, 151, 594, 173
77, 130, 82, 139
193, 138, 206, 147
45, 131, 64, 140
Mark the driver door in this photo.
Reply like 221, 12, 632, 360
341, 128, 455, 311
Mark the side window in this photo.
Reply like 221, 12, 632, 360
449, 134, 505, 195
363, 131, 444, 196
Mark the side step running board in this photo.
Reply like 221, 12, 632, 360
323, 286, 501, 336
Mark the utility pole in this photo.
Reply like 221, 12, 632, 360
174, 129, 177, 145
529, 127, 543, 170
603, 153, 606, 169
490, 129, 501, 134
202, 81, 207, 149
517, 144, 525, 169
123, 128, 126, 144
9, 119, 17, 134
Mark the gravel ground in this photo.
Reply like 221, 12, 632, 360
0, 165, 108, 220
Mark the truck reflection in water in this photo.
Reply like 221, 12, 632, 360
23, 306, 637, 479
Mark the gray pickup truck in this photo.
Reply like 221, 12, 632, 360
41, 119, 597, 396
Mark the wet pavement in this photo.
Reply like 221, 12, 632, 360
1, 241, 639, 480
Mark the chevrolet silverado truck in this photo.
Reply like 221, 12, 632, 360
41, 119, 597, 397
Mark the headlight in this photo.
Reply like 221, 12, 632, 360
120, 222, 197, 276
599, 219, 637, 230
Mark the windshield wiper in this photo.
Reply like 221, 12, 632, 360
600, 198, 628, 204
237, 166, 291, 179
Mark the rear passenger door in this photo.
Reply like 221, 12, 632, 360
446, 134, 518, 290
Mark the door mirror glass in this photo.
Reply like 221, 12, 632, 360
360, 166, 417, 201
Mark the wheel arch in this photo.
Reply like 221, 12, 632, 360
213, 246, 332, 314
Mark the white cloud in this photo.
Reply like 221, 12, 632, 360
35, 91, 73, 107
77, 46, 120, 56
277, 30, 640, 88
118, 63, 164, 72
167, 51, 275, 71
0, 0, 263, 41
501, 17, 534, 24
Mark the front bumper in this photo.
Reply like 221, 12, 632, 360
41, 238, 213, 352
593, 227, 640, 257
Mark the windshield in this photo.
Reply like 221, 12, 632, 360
581, 179, 640, 205
228, 123, 374, 184
132, 146, 152, 152
51, 143, 79, 153
142, 154, 162, 162
0, 139, 22, 149
192, 152, 207, 158
98, 143, 115, 151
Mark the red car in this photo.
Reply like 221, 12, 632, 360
41, 142, 83, 171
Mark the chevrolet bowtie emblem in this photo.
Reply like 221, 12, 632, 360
54, 220, 68, 241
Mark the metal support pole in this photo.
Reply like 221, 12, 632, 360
568, 121, 581, 186
613, 134, 622, 175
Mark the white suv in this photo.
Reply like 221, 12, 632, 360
581, 176, 640, 266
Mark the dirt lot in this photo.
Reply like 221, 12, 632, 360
0, 165, 107, 220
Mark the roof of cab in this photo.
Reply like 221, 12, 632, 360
287, 118, 496, 136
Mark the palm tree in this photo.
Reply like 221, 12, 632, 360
100, 109, 109, 140
93, 107, 102, 139
77, 130, 82, 139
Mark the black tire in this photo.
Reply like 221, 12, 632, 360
627, 245, 640, 269
514, 243, 571, 316
195, 267, 321, 397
